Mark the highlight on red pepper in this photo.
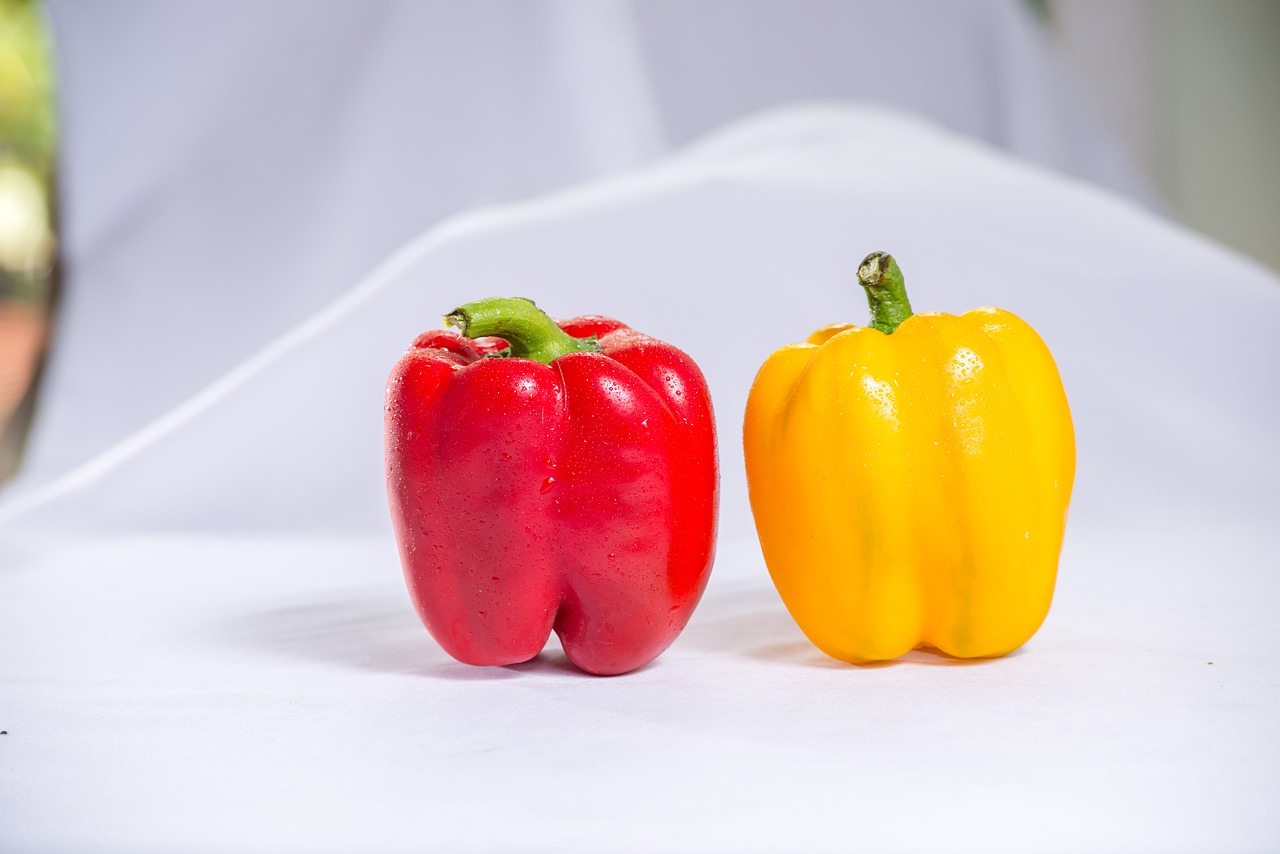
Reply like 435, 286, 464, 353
385, 297, 719, 676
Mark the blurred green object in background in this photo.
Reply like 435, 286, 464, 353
0, 0, 57, 485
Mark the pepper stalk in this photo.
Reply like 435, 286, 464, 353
446, 297, 601, 364
858, 252, 914, 335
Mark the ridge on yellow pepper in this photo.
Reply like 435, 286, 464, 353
743, 252, 1075, 663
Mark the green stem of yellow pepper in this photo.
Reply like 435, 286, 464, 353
858, 252, 914, 335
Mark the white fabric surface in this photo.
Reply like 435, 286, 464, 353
3, 106, 1278, 850
21, 0, 1147, 489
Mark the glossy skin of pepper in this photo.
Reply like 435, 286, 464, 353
385, 301, 718, 676
744, 253, 1074, 663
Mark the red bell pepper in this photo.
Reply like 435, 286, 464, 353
385, 297, 718, 675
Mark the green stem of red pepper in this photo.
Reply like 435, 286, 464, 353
445, 297, 602, 364
857, 252, 914, 335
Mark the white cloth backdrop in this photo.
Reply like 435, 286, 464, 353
18, 0, 1147, 491
2, 106, 1277, 851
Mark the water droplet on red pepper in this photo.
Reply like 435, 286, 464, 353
540, 476, 556, 493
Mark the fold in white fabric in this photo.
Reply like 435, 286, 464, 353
2, 107, 1277, 851
25, 0, 1147, 488
6, 106, 1274, 537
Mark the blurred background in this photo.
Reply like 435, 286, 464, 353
0, 0, 56, 484
0, 0, 1276, 490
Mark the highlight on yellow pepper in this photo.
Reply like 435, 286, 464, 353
743, 252, 1075, 664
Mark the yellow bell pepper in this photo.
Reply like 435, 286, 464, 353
743, 252, 1075, 663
